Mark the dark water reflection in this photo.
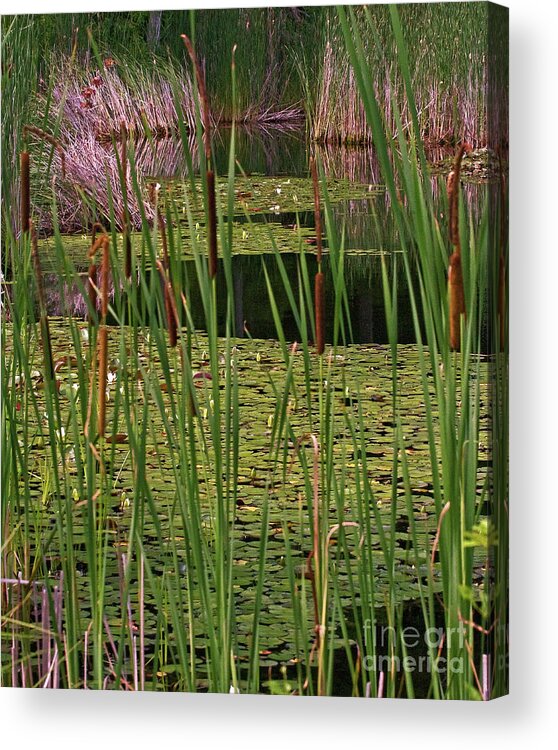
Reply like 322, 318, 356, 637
40, 252, 416, 345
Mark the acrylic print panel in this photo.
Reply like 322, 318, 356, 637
1, 2, 508, 699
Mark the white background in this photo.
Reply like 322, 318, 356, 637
0, 0, 556, 747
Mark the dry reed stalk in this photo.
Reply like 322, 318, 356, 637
119, 123, 132, 279
30, 221, 54, 382
447, 142, 471, 351
20, 152, 30, 235
188, 370, 212, 417
23, 124, 66, 179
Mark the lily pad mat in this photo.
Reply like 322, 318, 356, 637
6, 319, 492, 672
38, 175, 387, 267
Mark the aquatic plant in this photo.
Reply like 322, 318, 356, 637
1, 7, 507, 699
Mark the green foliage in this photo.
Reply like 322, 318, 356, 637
1, 5, 507, 698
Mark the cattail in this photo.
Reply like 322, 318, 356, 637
87, 235, 104, 326
206, 170, 218, 279
448, 251, 465, 352
156, 260, 179, 348
119, 122, 132, 279
22, 125, 66, 179
447, 142, 471, 351
314, 271, 325, 356
20, 152, 30, 236
87, 225, 108, 325
30, 221, 54, 382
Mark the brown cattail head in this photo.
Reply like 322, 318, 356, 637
448, 250, 465, 351
206, 170, 218, 279
310, 157, 323, 264
156, 202, 177, 346
20, 151, 30, 236
314, 271, 325, 356
156, 259, 178, 348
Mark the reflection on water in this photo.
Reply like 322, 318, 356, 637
31, 127, 488, 345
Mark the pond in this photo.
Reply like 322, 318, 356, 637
34, 127, 487, 345
5, 124, 496, 696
